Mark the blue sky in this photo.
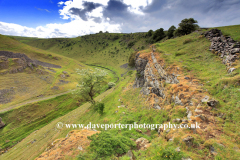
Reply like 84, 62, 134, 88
0, 0, 240, 38
0, 0, 70, 28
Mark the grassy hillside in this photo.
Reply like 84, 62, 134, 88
1, 25, 240, 160
12, 32, 150, 74
0, 34, 88, 110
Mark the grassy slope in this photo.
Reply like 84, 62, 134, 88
0, 64, 116, 151
12, 32, 150, 74
1, 25, 240, 159
217, 24, 240, 41
0, 34, 87, 110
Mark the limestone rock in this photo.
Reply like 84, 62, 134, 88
136, 137, 150, 150
182, 136, 194, 147
207, 100, 219, 107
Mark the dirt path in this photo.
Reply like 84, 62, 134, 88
0, 91, 71, 113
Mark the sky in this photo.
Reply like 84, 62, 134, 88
0, 0, 239, 38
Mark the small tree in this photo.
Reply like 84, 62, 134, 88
167, 25, 176, 39
174, 18, 199, 36
74, 68, 108, 104
153, 28, 165, 42
147, 29, 153, 37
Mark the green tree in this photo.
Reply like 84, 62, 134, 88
74, 68, 108, 104
153, 28, 165, 42
167, 25, 176, 39
147, 29, 153, 37
174, 18, 199, 36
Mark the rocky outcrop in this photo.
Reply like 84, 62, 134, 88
134, 51, 179, 108
35, 129, 99, 160
204, 29, 239, 71
135, 137, 151, 150
0, 51, 61, 69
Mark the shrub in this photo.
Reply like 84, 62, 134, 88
147, 29, 153, 37
128, 70, 133, 76
167, 25, 176, 39
153, 146, 184, 160
88, 132, 136, 158
128, 41, 135, 48
108, 82, 116, 89
93, 102, 105, 115
153, 28, 166, 42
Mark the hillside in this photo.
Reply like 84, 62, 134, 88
0, 34, 92, 111
0, 25, 239, 160
12, 32, 151, 75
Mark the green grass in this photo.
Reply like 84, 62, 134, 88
0, 94, 81, 150
1, 25, 240, 160
0, 34, 90, 110
216, 25, 240, 41
11, 32, 151, 75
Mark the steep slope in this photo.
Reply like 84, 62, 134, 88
0, 34, 87, 110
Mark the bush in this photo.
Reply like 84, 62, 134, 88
167, 25, 176, 39
108, 82, 116, 89
174, 18, 199, 36
128, 41, 135, 48
93, 102, 105, 115
88, 132, 136, 158
153, 146, 184, 160
147, 29, 153, 37
153, 28, 166, 42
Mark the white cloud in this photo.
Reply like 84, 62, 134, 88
123, 0, 152, 15
0, 0, 124, 38
0, 19, 121, 38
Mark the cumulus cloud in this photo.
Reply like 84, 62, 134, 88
0, 0, 239, 38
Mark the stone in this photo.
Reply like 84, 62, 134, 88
201, 96, 209, 102
62, 71, 68, 74
175, 96, 183, 106
136, 129, 142, 133
184, 77, 190, 80
136, 137, 150, 150
195, 108, 203, 113
207, 100, 219, 107
182, 136, 194, 147
78, 146, 83, 151
166, 129, 171, 133
173, 118, 182, 123
182, 158, 192, 160
187, 111, 192, 120
60, 74, 65, 78
210, 146, 217, 155
176, 147, 181, 152
118, 105, 126, 108
228, 68, 236, 73
153, 105, 161, 110
126, 150, 134, 160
